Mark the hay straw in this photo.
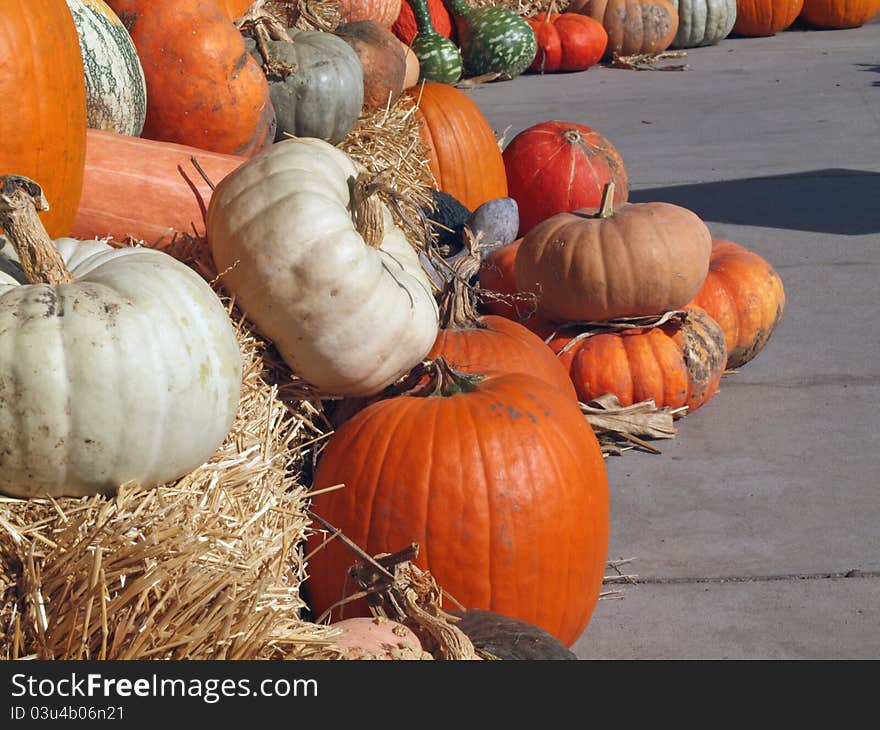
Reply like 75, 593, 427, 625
264, 0, 341, 31
0, 308, 337, 660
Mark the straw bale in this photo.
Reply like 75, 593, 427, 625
0, 307, 337, 660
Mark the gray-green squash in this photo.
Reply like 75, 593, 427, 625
252, 30, 364, 144
406, 0, 463, 84
669, 0, 737, 48
444, 0, 537, 81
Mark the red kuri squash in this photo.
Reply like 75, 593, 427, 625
502, 120, 628, 236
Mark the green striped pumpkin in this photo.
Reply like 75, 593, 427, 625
66, 0, 147, 137
445, 0, 536, 81
407, 0, 463, 84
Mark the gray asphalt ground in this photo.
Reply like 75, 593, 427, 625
468, 18, 880, 659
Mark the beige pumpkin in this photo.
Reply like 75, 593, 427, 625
325, 617, 431, 660
0, 176, 242, 498
206, 138, 439, 397
514, 184, 712, 322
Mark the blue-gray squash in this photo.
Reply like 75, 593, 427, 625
253, 30, 364, 144
669, 0, 737, 48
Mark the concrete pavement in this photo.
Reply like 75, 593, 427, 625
468, 19, 880, 659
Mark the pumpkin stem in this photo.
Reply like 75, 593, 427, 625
0, 175, 74, 286
437, 228, 489, 329
431, 356, 483, 396
350, 172, 386, 247
598, 181, 616, 218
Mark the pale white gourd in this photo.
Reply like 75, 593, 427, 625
206, 137, 439, 397
0, 177, 242, 498
669, 0, 737, 48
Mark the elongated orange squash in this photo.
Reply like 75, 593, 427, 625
72, 129, 246, 246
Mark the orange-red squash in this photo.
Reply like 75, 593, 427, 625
216, 0, 254, 20
306, 362, 610, 647
0, 0, 87, 238
689, 239, 786, 369
393, 0, 455, 43
71, 129, 246, 246
408, 82, 508, 212
525, 12, 608, 73
731, 0, 804, 35
106, 0, 275, 156
502, 120, 628, 236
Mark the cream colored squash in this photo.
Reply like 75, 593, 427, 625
206, 137, 439, 397
0, 176, 242, 498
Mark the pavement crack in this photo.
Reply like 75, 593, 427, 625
627, 570, 880, 586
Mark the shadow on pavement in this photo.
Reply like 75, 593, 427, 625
629, 168, 880, 235
854, 63, 880, 86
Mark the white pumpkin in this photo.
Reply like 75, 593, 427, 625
669, 0, 737, 48
206, 138, 439, 397
66, 0, 147, 136
0, 176, 242, 498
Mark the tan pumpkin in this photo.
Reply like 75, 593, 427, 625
335, 20, 407, 110
514, 185, 712, 323
570, 0, 680, 57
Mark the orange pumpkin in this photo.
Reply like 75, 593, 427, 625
71, 129, 246, 246
731, 0, 804, 35
689, 239, 786, 369
408, 82, 508, 212
798, 0, 880, 28
542, 307, 727, 413
307, 362, 610, 647
0, 0, 87, 238
428, 250, 577, 400
106, 0, 275, 156
337, 0, 403, 26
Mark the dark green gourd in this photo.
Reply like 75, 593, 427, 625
407, 0, 463, 84
444, 0, 536, 81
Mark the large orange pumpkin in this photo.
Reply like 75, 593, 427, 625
408, 82, 508, 212
306, 362, 610, 647
71, 129, 246, 246
502, 120, 628, 236
731, 0, 804, 35
798, 0, 880, 28
0, 0, 87, 238
106, 0, 275, 156
688, 239, 786, 369
541, 306, 727, 413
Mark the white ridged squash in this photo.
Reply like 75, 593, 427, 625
668, 0, 737, 48
0, 181, 241, 498
206, 137, 439, 397
66, 0, 147, 136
